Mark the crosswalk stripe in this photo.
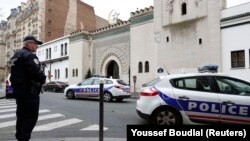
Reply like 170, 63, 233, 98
80, 124, 108, 131
0, 108, 16, 113
0, 101, 15, 104
0, 103, 16, 106
0, 109, 51, 120
33, 118, 83, 131
0, 105, 16, 109
0, 113, 62, 128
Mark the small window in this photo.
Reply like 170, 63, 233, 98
138, 62, 143, 73
199, 38, 202, 45
55, 70, 57, 79
145, 61, 149, 73
65, 43, 68, 55
72, 69, 75, 77
76, 69, 78, 77
61, 44, 64, 56
49, 48, 51, 59
231, 50, 245, 68
65, 68, 68, 78
57, 69, 60, 79
181, 3, 187, 15
166, 37, 169, 43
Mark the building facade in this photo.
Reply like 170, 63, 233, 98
4, 0, 98, 79
221, 3, 250, 81
64, 0, 226, 93
37, 36, 69, 83
0, 21, 7, 84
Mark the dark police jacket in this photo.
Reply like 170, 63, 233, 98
9, 47, 46, 90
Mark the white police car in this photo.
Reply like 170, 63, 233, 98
137, 66, 250, 125
64, 78, 131, 102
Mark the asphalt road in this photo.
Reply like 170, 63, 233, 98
0, 90, 148, 140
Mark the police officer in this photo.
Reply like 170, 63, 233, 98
10, 35, 46, 141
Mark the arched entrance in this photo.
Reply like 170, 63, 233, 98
106, 60, 119, 79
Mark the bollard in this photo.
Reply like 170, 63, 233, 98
99, 79, 104, 141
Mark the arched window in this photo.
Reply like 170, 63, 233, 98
57, 69, 60, 79
76, 69, 78, 77
145, 61, 149, 73
72, 69, 75, 77
138, 62, 143, 73
182, 3, 187, 15
65, 68, 68, 78
55, 69, 57, 79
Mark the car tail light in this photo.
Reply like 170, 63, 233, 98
114, 85, 122, 89
140, 87, 159, 96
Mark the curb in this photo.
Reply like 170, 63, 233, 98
0, 96, 6, 99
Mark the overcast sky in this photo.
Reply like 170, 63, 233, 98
1, 0, 250, 21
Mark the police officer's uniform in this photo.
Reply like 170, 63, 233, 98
10, 36, 46, 141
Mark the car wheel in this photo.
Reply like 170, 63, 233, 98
116, 98, 123, 102
66, 90, 75, 99
103, 92, 113, 102
151, 107, 182, 125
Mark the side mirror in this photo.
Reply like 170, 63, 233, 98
142, 84, 147, 87
77, 83, 81, 86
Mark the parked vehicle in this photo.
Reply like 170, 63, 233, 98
43, 81, 68, 92
64, 78, 131, 102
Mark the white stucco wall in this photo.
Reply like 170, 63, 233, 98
68, 35, 91, 85
221, 23, 250, 81
154, 0, 222, 74
37, 36, 69, 83
130, 21, 157, 92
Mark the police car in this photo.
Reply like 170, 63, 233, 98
137, 66, 250, 125
64, 78, 131, 102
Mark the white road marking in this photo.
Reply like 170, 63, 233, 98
33, 118, 83, 131
0, 113, 63, 128
0, 108, 16, 113
0, 109, 50, 120
0, 105, 16, 109
80, 124, 108, 131
0, 103, 16, 106
0, 101, 15, 104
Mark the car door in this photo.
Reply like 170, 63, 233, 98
75, 79, 94, 98
172, 76, 220, 124
89, 79, 101, 97
213, 76, 250, 124
47, 82, 54, 91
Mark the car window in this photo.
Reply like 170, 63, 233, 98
143, 78, 161, 87
49, 82, 56, 85
80, 79, 93, 86
92, 79, 100, 85
215, 77, 250, 96
117, 80, 128, 86
172, 77, 212, 92
57, 82, 66, 85
105, 80, 113, 85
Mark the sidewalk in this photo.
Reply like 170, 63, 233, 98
6, 137, 126, 141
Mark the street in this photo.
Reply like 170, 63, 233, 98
0, 90, 147, 140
